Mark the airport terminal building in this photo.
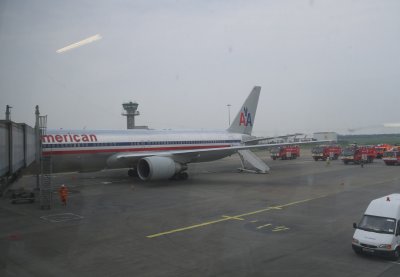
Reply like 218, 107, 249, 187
313, 132, 338, 142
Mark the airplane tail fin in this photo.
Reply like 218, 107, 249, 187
227, 86, 261, 135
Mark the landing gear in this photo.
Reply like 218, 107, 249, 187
171, 171, 189, 180
128, 168, 138, 177
178, 172, 189, 180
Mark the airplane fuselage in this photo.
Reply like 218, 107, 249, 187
42, 129, 248, 173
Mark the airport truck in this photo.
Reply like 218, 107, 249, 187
382, 147, 400, 166
352, 194, 400, 260
311, 145, 342, 161
341, 145, 376, 164
270, 146, 300, 160
374, 144, 393, 159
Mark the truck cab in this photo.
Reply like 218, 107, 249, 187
341, 145, 376, 164
270, 146, 300, 160
352, 194, 400, 260
374, 144, 392, 159
311, 145, 342, 161
383, 148, 400, 166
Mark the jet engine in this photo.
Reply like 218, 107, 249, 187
137, 156, 185, 181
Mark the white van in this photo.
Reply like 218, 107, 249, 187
352, 194, 400, 260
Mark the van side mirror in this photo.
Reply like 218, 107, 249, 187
353, 223, 357, 229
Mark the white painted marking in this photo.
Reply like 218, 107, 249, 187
256, 223, 272, 230
41, 213, 83, 223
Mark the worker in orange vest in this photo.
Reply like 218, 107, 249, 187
58, 184, 68, 206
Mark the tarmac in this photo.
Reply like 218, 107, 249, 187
1, 151, 400, 277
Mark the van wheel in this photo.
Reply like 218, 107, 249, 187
391, 248, 400, 261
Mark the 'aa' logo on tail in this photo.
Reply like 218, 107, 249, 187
239, 107, 252, 126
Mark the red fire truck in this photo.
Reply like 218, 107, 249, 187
311, 145, 342, 161
374, 144, 392, 159
270, 146, 300, 160
382, 146, 400, 165
341, 145, 377, 164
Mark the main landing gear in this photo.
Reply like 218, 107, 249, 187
128, 168, 138, 177
171, 171, 189, 180
128, 168, 189, 180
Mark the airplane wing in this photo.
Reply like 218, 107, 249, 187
243, 133, 305, 145
108, 140, 330, 166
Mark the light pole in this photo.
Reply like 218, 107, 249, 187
5, 105, 12, 121
227, 104, 231, 126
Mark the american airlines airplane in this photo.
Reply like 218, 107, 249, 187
41, 86, 321, 181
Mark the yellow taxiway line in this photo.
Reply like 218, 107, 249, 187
147, 195, 326, 239
146, 217, 232, 239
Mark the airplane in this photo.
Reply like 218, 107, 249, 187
41, 86, 325, 181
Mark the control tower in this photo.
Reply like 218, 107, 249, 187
122, 102, 140, 129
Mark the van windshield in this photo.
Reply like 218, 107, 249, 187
358, 215, 396, 234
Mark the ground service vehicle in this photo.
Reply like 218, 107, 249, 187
311, 145, 342, 161
270, 146, 300, 160
341, 146, 376, 164
352, 194, 400, 260
10, 188, 35, 204
374, 144, 393, 159
382, 147, 400, 166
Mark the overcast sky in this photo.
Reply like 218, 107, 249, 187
1, 0, 399, 136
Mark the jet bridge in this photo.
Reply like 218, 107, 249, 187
0, 120, 37, 194
0, 121, 36, 177
1, 106, 54, 209
0, 105, 44, 197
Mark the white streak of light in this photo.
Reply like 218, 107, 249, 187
384, 123, 400, 128
56, 34, 102, 53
